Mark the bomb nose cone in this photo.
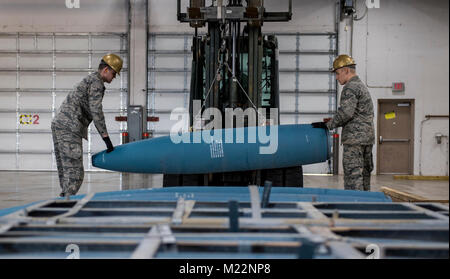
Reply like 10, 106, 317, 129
91, 151, 106, 168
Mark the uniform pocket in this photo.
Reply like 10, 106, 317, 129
67, 143, 83, 160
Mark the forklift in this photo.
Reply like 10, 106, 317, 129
164, 0, 303, 187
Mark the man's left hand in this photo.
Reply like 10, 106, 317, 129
311, 122, 328, 129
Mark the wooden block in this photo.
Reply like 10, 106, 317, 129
393, 175, 449, 181
380, 187, 449, 203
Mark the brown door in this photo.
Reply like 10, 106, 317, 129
377, 99, 414, 174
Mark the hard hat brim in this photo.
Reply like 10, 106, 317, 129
331, 64, 356, 72
109, 66, 120, 76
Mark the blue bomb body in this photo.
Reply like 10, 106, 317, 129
92, 124, 330, 174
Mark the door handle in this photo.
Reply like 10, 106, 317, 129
379, 136, 410, 144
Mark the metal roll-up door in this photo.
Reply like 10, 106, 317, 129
0, 32, 128, 171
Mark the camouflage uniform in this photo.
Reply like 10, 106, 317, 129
51, 72, 108, 195
326, 75, 375, 191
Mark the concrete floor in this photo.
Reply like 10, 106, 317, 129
0, 171, 448, 210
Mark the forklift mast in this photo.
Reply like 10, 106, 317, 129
164, 0, 303, 187
179, 0, 291, 126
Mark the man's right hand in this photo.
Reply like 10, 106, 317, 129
103, 136, 114, 153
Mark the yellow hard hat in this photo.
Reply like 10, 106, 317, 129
332, 54, 356, 72
102, 53, 123, 75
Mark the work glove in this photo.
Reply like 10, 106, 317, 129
103, 136, 114, 153
311, 122, 328, 129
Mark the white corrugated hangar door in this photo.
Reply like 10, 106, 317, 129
277, 33, 337, 173
0, 33, 128, 171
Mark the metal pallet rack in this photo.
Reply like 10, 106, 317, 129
0, 186, 447, 259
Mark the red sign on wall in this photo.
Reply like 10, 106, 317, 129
392, 82, 405, 92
